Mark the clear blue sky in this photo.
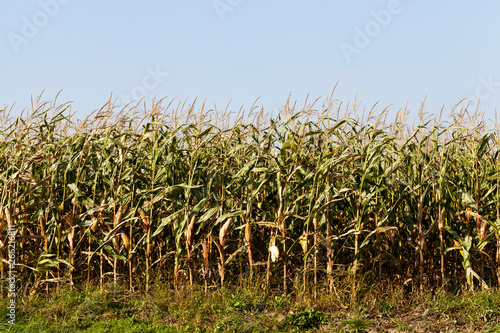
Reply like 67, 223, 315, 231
2, 1, 500, 127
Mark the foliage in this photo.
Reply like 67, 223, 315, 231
281, 308, 329, 329
342, 316, 372, 332
1, 95, 500, 297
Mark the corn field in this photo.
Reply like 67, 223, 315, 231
1, 95, 500, 296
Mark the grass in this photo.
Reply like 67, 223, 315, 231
341, 316, 373, 332
1, 281, 500, 332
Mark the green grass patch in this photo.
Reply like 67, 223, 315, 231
1, 282, 500, 332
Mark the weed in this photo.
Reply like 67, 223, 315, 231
281, 308, 329, 330
342, 316, 373, 333
272, 294, 292, 310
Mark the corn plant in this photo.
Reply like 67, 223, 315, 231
1, 95, 500, 298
